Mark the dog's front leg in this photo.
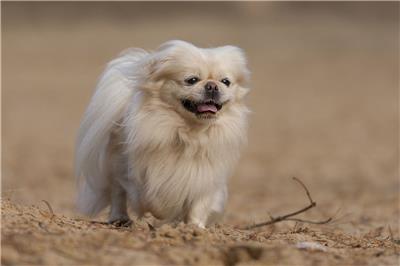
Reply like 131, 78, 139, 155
108, 179, 131, 227
186, 196, 213, 229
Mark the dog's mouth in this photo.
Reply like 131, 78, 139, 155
181, 99, 224, 118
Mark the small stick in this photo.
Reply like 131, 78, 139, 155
40, 200, 55, 219
284, 217, 332, 224
388, 225, 394, 241
242, 177, 332, 230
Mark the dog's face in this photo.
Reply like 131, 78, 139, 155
145, 41, 250, 122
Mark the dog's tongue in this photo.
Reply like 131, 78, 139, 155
197, 103, 218, 113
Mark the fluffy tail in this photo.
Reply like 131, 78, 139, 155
75, 49, 148, 216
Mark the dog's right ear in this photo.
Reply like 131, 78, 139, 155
140, 48, 176, 95
146, 40, 198, 81
146, 52, 171, 81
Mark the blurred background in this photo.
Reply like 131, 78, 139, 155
2, 2, 398, 232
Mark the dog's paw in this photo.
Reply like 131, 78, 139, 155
187, 220, 206, 229
109, 218, 133, 228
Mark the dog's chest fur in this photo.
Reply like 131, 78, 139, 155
122, 102, 246, 220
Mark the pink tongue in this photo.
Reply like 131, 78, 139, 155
197, 104, 218, 113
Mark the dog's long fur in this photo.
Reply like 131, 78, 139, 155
75, 40, 250, 227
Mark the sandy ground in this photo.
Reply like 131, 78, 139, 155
2, 2, 399, 265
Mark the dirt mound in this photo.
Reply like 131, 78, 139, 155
2, 199, 398, 265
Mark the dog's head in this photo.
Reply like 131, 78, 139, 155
143, 40, 250, 122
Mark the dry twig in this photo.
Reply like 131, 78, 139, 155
388, 225, 400, 245
40, 200, 55, 219
242, 177, 332, 230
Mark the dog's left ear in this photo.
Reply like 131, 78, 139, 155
236, 85, 250, 100
218, 46, 250, 83
217, 45, 251, 99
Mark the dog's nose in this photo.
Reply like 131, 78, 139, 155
205, 81, 218, 92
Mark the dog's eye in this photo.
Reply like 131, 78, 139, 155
185, 77, 200, 85
221, 78, 231, 87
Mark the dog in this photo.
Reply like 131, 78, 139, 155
75, 40, 250, 228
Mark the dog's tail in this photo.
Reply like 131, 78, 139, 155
75, 49, 148, 216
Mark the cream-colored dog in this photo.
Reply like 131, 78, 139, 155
75, 40, 250, 228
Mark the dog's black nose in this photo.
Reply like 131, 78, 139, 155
205, 81, 218, 92
205, 81, 219, 99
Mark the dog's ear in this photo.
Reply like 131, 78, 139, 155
147, 40, 198, 81
236, 86, 250, 100
146, 55, 169, 81
145, 52, 177, 82
138, 55, 168, 95
216, 45, 251, 87
214, 45, 251, 100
